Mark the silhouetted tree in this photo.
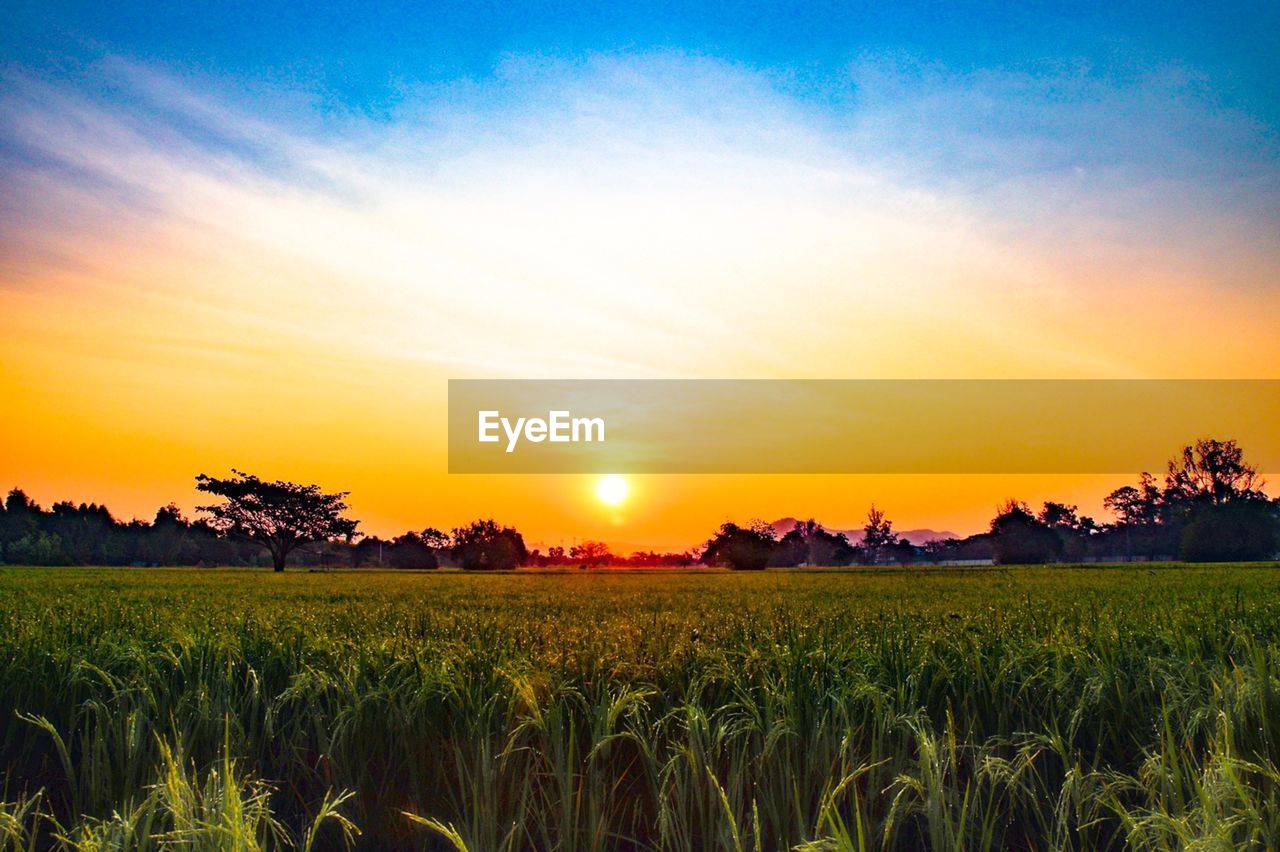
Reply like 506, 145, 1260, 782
1100, 439, 1271, 562
1164, 438, 1263, 508
1160, 440, 1274, 562
780, 518, 856, 566
623, 550, 696, 567
1180, 501, 1278, 562
1, 492, 69, 567
1103, 472, 1173, 560
353, 536, 387, 567
451, 519, 527, 570
147, 504, 193, 565
861, 505, 896, 565
195, 470, 359, 572
990, 500, 1062, 564
772, 528, 808, 567
419, 528, 448, 550
0, 489, 40, 558
570, 540, 612, 569
1104, 473, 1162, 527
387, 532, 439, 569
920, 536, 996, 564
922, 538, 951, 564
1036, 501, 1097, 561
888, 538, 917, 565
702, 521, 776, 570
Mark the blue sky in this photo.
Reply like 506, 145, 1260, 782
6, 1, 1279, 123
2, 1, 1277, 366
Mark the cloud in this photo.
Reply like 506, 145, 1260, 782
1, 49, 1277, 388
842, 54, 1280, 261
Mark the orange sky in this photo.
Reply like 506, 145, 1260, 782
2, 55, 1278, 551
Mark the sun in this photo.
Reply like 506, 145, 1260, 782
595, 474, 629, 506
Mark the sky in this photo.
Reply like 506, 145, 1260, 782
1, 2, 1278, 551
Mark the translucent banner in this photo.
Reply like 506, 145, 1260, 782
447, 380, 1279, 473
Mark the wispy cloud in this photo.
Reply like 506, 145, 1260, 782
1, 50, 1276, 385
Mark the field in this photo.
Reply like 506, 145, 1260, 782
2, 565, 1279, 850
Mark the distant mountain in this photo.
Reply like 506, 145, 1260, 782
768, 517, 958, 547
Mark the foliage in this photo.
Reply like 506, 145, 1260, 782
2, 566, 1280, 850
860, 505, 897, 564
701, 521, 776, 570
1180, 501, 1279, 562
450, 519, 528, 570
775, 519, 857, 567
989, 500, 1063, 564
1165, 438, 1264, 506
195, 471, 359, 572
568, 541, 612, 568
386, 532, 441, 570
1098, 438, 1277, 562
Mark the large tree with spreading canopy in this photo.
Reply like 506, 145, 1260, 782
196, 470, 358, 571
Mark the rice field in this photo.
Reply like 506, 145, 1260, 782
1, 564, 1279, 850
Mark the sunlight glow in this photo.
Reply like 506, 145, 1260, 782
1, 53, 1277, 547
595, 475, 629, 506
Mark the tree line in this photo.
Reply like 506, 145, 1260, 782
0, 439, 1275, 570
699, 439, 1277, 568
0, 471, 532, 571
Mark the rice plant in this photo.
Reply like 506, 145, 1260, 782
0, 564, 1278, 849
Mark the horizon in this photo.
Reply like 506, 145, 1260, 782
0, 474, 973, 554
0, 472, 1200, 552
2, 449, 1271, 556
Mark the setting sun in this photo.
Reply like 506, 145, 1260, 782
595, 475, 629, 506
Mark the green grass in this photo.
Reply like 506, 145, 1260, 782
1, 564, 1279, 850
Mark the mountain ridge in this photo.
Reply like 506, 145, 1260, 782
767, 517, 958, 546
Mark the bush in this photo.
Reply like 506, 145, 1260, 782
990, 504, 1062, 565
1180, 502, 1278, 562
387, 535, 439, 569
451, 519, 527, 570
4, 532, 69, 566
702, 522, 776, 570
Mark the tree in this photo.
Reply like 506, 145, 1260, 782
772, 527, 808, 567
195, 470, 358, 572
150, 503, 193, 565
5, 531, 67, 566
861, 505, 896, 565
569, 540, 612, 569
1164, 439, 1263, 507
922, 538, 952, 564
451, 519, 527, 570
419, 527, 449, 551
378, 527, 448, 569
702, 521, 776, 570
781, 518, 856, 567
990, 500, 1062, 565
387, 531, 440, 569
888, 537, 917, 566
1180, 502, 1278, 562
1100, 440, 1269, 561
46, 501, 118, 564
1037, 501, 1097, 561
353, 536, 387, 567
1104, 472, 1162, 527
1038, 502, 1082, 530
0, 489, 39, 553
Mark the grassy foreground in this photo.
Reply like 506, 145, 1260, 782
1, 565, 1279, 850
